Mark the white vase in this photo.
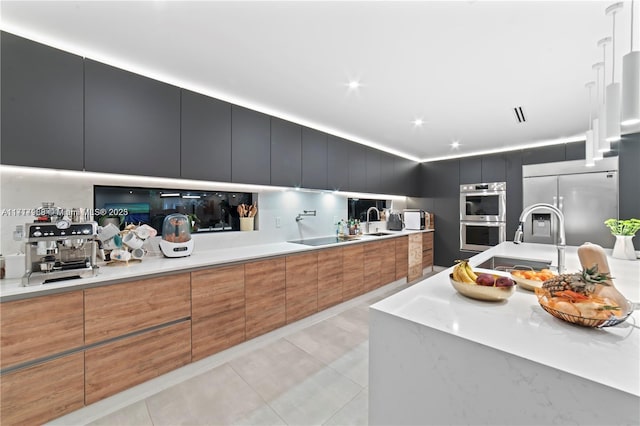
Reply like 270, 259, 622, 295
611, 235, 637, 260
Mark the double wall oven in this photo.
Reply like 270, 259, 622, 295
460, 182, 506, 252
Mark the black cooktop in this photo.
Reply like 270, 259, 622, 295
288, 236, 359, 246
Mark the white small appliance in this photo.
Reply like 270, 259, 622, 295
159, 213, 194, 258
403, 210, 425, 230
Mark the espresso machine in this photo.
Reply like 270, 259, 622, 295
22, 221, 99, 286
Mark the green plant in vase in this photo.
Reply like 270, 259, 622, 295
604, 218, 640, 260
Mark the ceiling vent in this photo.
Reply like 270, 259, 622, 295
513, 106, 526, 123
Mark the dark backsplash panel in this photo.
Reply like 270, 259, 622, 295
94, 185, 252, 235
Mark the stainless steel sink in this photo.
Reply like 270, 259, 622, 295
475, 256, 552, 271
365, 232, 395, 236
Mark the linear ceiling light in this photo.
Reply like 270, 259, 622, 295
605, 3, 623, 142
622, 0, 640, 126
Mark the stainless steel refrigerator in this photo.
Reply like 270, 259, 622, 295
522, 157, 618, 248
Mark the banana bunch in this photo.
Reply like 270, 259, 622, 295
453, 259, 478, 284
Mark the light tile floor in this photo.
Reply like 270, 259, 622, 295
51, 272, 438, 426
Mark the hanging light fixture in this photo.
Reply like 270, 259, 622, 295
622, 0, 640, 126
592, 62, 605, 161
606, 3, 623, 142
585, 81, 596, 167
597, 37, 611, 153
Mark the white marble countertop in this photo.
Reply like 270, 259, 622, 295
0, 229, 431, 301
371, 242, 640, 397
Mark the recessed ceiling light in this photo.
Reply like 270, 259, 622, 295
347, 80, 361, 90
412, 119, 424, 127
450, 141, 461, 150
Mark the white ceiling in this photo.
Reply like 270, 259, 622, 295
2, 1, 639, 161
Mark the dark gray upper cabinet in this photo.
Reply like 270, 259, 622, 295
365, 148, 381, 193
231, 106, 271, 185
505, 150, 523, 238
84, 59, 180, 177
1, 32, 84, 170
379, 152, 396, 195
481, 154, 506, 183
521, 144, 565, 165
327, 136, 349, 191
565, 141, 586, 161
271, 118, 302, 187
180, 90, 232, 182
301, 127, 328, 190
618, 133, 640, 250
348, 143, 367, 192
459, 157, 481, 184
395, 157, 416, 196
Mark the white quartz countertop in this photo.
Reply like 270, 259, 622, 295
0, 229, 431, 301
371, 242, 640, 397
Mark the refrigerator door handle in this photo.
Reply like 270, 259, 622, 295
558, 196, 564, 211
552, 196, 557, 208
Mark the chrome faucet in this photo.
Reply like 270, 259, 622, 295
295, 210, 317, 222
365, 207, 380, 234
514, 203, 566, 273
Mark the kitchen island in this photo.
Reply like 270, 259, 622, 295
369, 242, 639, 425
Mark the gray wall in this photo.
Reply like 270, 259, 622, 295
417, 134, 640, 267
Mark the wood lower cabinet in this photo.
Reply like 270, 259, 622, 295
0, 352, 84, 426
191, 265, 245, 361
0, 291, 83, 369
286, 252, 318, 323
364, 241, 383, 292
317, 247, 343, 311
395, 236, 409, 280
422, 232, 434, 269
380, 239, 397, 285
245, 258, 286, 339
85, 321, 191, 404
408, 234, 423, 282
343, 244, 364, 299
84, 273, 191, 344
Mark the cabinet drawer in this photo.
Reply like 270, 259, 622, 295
380, 240, 396, 286
422, 232, 434, 250
1, 352, 84, 425
84, 273, 191, 344
191, 265, 245, 361
1, 291, 84, 369
422, 249, 434, 267
342, 244, 364, 300
245, 258, 286, 339
286, 252, 318, 323
317, 248, 343, 311
364, 241, 383, 292
395, 236, 408, 280
85, 321, 191, 404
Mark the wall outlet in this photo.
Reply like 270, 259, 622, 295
275, 216, 281, 228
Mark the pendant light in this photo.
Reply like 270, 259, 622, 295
597, 37, 611, 153
592, 62, 605, 161
606, 3, 623, 142
585, 81, 596, 167
621, 0, 640, 126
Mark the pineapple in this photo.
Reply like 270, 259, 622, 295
542, 265, 612, 296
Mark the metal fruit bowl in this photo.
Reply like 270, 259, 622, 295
536, 291, 637, 328
449, 274, 515, 302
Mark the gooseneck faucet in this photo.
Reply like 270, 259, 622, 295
365, 207, 380, 234
514, 203, 566, 273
